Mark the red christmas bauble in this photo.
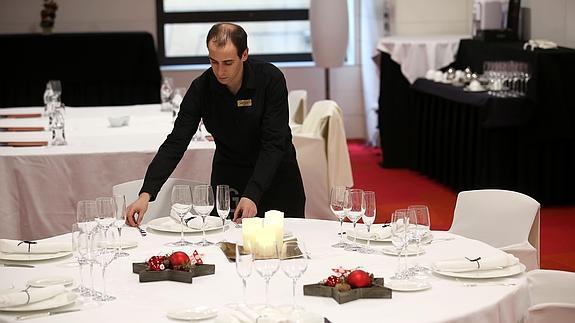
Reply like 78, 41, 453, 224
147, 255, 166, 271
169, 251, 190, 269
346, 269, 373, 288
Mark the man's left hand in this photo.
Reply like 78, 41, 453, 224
233, 197, 257, 223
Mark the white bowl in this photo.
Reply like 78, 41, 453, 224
108, 116, 130, 127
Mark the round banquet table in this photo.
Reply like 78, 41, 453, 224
0, 219, 530, 323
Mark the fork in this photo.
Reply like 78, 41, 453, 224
136, 225, 147, 237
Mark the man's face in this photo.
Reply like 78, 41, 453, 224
208, 41, 248, 88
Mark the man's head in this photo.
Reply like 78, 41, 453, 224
206, 23, 248, 89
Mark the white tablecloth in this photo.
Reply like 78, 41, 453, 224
376, 35, 469, 84
0, 219, 529, 323
0, 105, 216, 240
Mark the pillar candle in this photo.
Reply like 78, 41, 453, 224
242, 217, 263, 252
265, 210, 284, 252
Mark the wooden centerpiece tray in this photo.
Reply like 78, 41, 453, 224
303, 278, 391, 304
132, 262, 215, 283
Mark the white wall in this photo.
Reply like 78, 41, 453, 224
522, 0, 575, 48
392, 0, 473, 36
0, 0, 366, 138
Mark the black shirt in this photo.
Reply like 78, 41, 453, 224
140, 59, 305, 217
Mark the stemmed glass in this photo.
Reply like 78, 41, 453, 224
71, 223, 89, 296
235, 243, 253, 304
93, 229, 117, 301
281, 241, 308, 311
359, 191, 376, 254
95, 197, 115, 233
390, 209, 408, 280
160, 77, 174, 111
344, 189, 365, 252
330, 186, 349, 248
216, 185, 230, 241
168, 185, 193, 246
113, 194, 128, 257
254, 243, 280, 312
193, 184, 215, 246
76, 200, 98, 300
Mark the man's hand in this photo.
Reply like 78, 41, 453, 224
233, 197, 257, 223
126, 193, 150, 227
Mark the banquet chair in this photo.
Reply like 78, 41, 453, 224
112, 178, 204, 224
288, 89, 307, 125
525, 270, 575, 323
292, 100, 353, 220
448, 189, 540, 271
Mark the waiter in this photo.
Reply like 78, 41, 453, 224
126, 22, 305, 225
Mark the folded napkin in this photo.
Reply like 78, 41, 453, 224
169, 209, 195, 224
353, 226, 391, 240
168, 211, 222, 230
0, 239, 71, 254
0, 285, 66, 308
433, 254, 519, 272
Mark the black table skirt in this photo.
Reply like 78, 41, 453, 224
0, 32, 161, 107
378, 46, 575, 206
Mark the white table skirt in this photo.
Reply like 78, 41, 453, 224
0, 105, 215, 240
376, 35, 469, 84
0, 219, 529, 323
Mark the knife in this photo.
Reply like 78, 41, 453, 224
0, 113, 42, 119
0, 127, 46, 132
0, 263, 35, 268
16, 308, 81, 320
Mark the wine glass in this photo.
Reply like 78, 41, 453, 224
95, 197, 115, 233
254, 243, 280, 311
76, 200, 97, 300
359, 191, 376, 254
281, 241, 308, 311
330, 186, 349, 248
235, 243, 253, 304
71, 223, 89, 296
193, 184, 215, 246
93, 229, 117, 301
113, 194, 128, 257
216, 185, 230, 241
390, 209, 408, 280
168, 185, 193, 246
160, 77, 174, 111
344, 189, 365, 252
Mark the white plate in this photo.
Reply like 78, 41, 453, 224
0, 291, 77, 312
98, 240, 138, 249
0, 251, 72, 262
147, 217, 226, 233
385, 280, 432, 292
381, 246, 425, 256
347, 226, 392, 242
167, 306, 218, 321
27, 276, 74, 288
463, 87, 487, 92
433, 263, 526, 279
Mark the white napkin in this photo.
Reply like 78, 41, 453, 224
433, 254, 519, 272
186, 216, 222, 230
169, 210, 195, 224
0, 239, 71, 254
0, 285, 66, 308
353, 226, 391, 240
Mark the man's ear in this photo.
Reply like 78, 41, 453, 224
241, 48, 249, 62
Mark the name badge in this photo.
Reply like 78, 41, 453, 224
236, 99, 252, 108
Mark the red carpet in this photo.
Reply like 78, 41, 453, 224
348, 141, 575, 272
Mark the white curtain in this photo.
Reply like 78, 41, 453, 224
360, 0, 385, 146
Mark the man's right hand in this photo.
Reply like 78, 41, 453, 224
126, 193, 150, 227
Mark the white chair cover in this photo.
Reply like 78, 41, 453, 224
448, 189, 540, 271
288, 89, 307, 125
112, 178, 204, 224
525, 269, 575, 323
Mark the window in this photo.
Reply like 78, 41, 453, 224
156, 0, 313, 66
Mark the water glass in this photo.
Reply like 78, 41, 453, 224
281, 241, 308, 310
216, 185, 230, 241
71, 223, 89, 296
359, 191, 376, 254
113, 194, 128, 257
95, 197, 115, 232
193, 184, 215, 246
168, 185, 193, 246
160, 77, 174, 111
254, 243, 280, 309
390, 209, 408, 279
93, 229, 117, 301
344, 189, 365, 252
235, 243, 253, 303
330, 186, 349, 248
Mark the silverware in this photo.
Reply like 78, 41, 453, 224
16, 308, 81, 320
462, 282, 517, 287
0, 263, 35, 268
136, 225, 147, 237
